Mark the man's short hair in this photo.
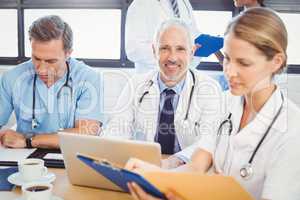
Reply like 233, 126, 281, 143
153, 19, 193, 50
28, 15, 73, 52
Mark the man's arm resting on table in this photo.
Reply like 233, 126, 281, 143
163, 142, 201, 169
172, 148, 212, 173
1, 119, 101, 149
31, 119, 101, 149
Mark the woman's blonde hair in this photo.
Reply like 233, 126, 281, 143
225, 7, 288, 73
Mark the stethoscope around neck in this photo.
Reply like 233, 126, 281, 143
138, 69, 195, 121
31, 61, 72, 129
215, 92, 284, 179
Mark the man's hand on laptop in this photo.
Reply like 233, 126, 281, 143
0, 129, 26, 148
125, 158, 162, 173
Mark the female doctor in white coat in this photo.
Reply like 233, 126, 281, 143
126, 8, 300, 200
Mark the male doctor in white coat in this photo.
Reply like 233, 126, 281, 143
104, 19, 222, 168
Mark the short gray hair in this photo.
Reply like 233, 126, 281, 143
29, 15, 73, 52
153, 19, 193, 50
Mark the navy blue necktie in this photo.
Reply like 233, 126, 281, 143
157, 89, 176, 154
170, 0, 180, 18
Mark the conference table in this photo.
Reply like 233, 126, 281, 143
0, 168, 133, 200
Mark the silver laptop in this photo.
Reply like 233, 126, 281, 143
59, 132, 161, 191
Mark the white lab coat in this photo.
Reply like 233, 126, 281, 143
125, 0, 200, 73
104, 70, 222, 160
214, 87, 300, 200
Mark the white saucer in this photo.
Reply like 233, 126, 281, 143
15, 195, 63, 200
8, 172, 56, 186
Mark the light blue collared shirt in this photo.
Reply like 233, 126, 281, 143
155, 73, 186, 153
0, 58, 104, 135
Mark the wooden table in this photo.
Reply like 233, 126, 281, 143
0, 168, 133, 200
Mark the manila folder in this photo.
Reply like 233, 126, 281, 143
142, 172, 254, 200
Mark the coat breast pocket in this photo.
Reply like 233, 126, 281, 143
175, 119, 202, 148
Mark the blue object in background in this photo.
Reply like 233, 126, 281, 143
216, 74, 229, 91
194, 34, 224, 57
0, 167, 18, 191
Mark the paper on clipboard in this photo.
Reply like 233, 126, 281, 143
0, 146, 36, 163
77, 154, 254, 200
77, 153, 165, 199
43, 153, 63, 160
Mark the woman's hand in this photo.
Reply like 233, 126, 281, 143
128, 182, 182, 200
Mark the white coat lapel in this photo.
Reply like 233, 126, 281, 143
159, 0, 174, 19
174, 71, 193, 148
175, 70, 192, 121
230, 95, 244, 136
232, 88, 285, 151
146, 76, 160, 141
135, 72, 160, 141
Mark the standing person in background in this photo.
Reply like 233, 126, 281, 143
125, 0, 200, 74
233, 0, 265, 9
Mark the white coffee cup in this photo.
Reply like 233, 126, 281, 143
22, 182, 53, 200
18, 158, 48, 182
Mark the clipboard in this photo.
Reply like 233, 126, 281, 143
194, 34, 224, 57
77, 154, 254, 200
77, 154, 165, 199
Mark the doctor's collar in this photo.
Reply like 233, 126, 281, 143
157, 73, 185, 95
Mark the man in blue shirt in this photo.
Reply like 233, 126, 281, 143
0, 15, 103, 149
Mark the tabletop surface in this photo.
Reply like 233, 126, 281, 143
0, 168, 133, 200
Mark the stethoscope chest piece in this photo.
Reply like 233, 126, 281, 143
31, 118, 39, 130
240, 163, 253, 179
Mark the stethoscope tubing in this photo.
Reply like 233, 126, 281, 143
31, 61, 71, 129
216, 92, 284, 178
139, 69, 195, 121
